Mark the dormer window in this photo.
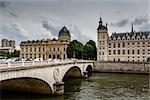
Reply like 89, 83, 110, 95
122, 36, 125, 40
132, 36, 135, 40
117, 36, 121, 40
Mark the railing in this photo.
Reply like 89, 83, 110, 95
0, 60, 94, 69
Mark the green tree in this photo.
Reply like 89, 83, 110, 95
83, 40, 97, 60
67, 40, 83, 59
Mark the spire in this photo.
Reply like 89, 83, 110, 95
131, 23, 134, 33
99, 17, 103, 26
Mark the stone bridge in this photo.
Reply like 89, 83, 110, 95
0, 60, 94, 95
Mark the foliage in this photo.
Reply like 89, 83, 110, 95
0, 50, 20, 58
67, 40, 83, 59
67, 40, 97, 60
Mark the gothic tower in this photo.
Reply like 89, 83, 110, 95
97, 17, 108, 61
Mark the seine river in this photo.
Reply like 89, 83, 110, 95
1, 73, 149, 100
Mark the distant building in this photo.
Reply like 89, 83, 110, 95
20, 26, 71, 60
0, 39, 15, 53
97, 17, 150, 62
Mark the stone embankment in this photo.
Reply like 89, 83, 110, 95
94, 61, 150, 74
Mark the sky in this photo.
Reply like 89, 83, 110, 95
0, 0, 150, 49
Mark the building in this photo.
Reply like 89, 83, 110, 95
0, 39, 15, 53
97, 17, 150, 62
20, 26, 71, 60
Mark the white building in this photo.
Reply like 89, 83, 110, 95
97, 17, 150, 62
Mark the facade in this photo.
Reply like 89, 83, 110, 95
0, 39, 15, 53
20, 26, 71, 60
97, 17, 150, 62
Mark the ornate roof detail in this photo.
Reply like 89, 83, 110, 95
58, 26, 70, 37
97, 17, 107, 30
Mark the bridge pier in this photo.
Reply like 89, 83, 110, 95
83, 71, 88, 77
53, 81, 64, 95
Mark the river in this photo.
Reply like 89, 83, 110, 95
1, 73, 149, 100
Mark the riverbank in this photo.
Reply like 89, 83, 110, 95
94, 61, 150, 74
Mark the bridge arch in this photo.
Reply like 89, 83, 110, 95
86, 64, 93, 73
0, 77, 52, 94
62, 66, 82, 81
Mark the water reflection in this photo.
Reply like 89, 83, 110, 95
1, 73, 149, 100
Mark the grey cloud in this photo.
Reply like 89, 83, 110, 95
0, 22, 29, 40
110, 19, 129, 27
42, 19, 61, 36
9, 12, 19, 18
68, 24, 91, 44
140, 22, 150, 31
0, 1, 9, 8
133, 16, 149, 25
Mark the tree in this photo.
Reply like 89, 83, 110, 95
83, 40, 97, 60
67, 40, 83, 59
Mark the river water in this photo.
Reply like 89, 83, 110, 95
1, 73, 149, 100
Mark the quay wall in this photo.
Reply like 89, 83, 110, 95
94, 61, 150, 74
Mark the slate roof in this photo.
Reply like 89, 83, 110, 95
110, 31, 150, 40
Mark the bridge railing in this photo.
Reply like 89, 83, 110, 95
0, 60, 94, 69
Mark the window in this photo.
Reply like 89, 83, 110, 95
30, 54, 32, 58
34, 54, 36, 59
132, 50, 134, 54
49, 55, 51, 58
53, 55, 55, 59
99, 52, 101, 55
113, 50, 116, 55
109, 50, 111, 55
57, 55, 60, 59
128, 50, 130, 54
128, 43, 130, 45
137, 50, 140, 54
102, 52, 104, 55
132, 43, 134, 45
64, 54, 65, 59
118, 43, 120, 48
143, 50, 145, 54
39, 54, 41, 58
64, 48, 66, 51
113, 43, 116, 48
100, 41, 101, 45
54, 48, 55, 51
35, 48, 36, 52
123, 50, 125, 54
43, 48, 44, 52
123, 43, 125, 47
118, 50, 120, 55
39, 47, 41, 52
118, 59, 120, 61
58, 48, 59, 51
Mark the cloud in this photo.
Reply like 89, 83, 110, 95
42, 19, 61, 36
41, 18, 90, 43
0, 1, 9, 8
140, 22, 150, 31
110, 19, 129, 27
0, 22, 29, 40
68, 24, 91, 44
9, 12, 19, 18
133, 15, 149, 25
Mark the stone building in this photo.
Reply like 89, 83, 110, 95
0, 39, 15, 53
97, 17, 150, 62
20, 26, 71, 60
1, 39, 15, 48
